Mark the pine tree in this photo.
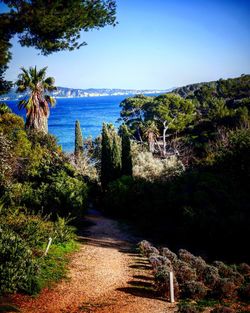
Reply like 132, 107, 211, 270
75, 120, 83, 157
121, 124, 133, 176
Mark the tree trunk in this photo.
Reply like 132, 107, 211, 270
148, 131, 155, 153
162, 121, 167, 157
26, 93, 49, 133
39, 115, 48, 133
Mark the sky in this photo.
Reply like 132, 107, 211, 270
2, 0, 250, 90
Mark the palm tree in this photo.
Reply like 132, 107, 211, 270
16, 66, 56, 133
142, 121, 160, 153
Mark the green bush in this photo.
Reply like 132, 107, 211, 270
1, 208, 54, 249
45, 170, 88, 218
177, 302, 203, 313
53, 216, 76, 244
0, 225, 39, 294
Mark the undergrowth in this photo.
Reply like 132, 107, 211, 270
36, 240, 79, 292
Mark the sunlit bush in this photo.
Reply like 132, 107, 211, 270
175, 260, 197, 284
0, 225, 39, 295
154, 265, 179, 298
133, 152, 184, 181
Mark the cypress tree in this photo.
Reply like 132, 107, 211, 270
121, 124, 133, 176
101, 123, 113, 189
75, 120, 83, 157
111, 131, 122, 179
101, 123, 122, 189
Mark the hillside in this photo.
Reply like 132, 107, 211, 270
0, 87, 171, 100
173, 74, 250, 99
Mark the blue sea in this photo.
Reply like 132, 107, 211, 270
6, 96, 126, 152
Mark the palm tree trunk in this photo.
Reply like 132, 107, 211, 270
39, 115, 48, 133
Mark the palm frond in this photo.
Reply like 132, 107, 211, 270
38, 67, 48, 81
18, 99, 28, 110
45, 95, 56, 107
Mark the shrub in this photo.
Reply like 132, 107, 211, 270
178, 249, 196, 263
2, 209, 54, 249
213, 261, 244, 287
210, 307, 236, 313
178, 249, 207, 278
43, 170, 88, 218
0, 133, 15, 188
0, 225, 39, 295
238, 263, 250, 277
3, 182, 44, 211
181, 281, 207, 300
201, 265, 220, 288
149, 254, 172, 272
175, 260, 197, 284
213, 261, 235, 278
53, 216, 76, 244
154, 265, 180, 298
161, 247, 178, 264
177, 302, 203, 313
213, 278, 237, 299
138, 240, 159, 257
0, 103, 12, 115
133, 152, 184, 181
239, 283, 250, 300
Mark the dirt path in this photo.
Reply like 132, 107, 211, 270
10, 210, 176, 313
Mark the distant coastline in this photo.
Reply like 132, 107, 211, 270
0, 87, 173, 101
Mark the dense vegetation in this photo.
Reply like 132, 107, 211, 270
1, 73, 249, 300
139, 240, 250, 313
102, 75, 250, 262
0, 104, 88, 294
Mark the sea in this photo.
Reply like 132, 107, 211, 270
5, 96, 125, 152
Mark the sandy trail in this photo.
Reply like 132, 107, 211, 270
9, 210, 176, 313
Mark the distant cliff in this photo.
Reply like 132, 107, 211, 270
0, 86, 172, 100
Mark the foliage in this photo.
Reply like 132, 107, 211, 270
120, 124, 133, 176
145, 93, 196, 133
177, 302, 203, 313
0, 102, 11, 114
119, 93, 196, 154
0, 111, 88, 218
119, 76, 250, 160
119, 94, 153, 141
0, 0, 117, 93
0, 200, 78, 295
210, 308, 236, 313
103, 125, 250, 261
53, 216, 76, 243
133, 151, 184, 181
0, 225, 39, 295
75, 120, 84, 157
37, 240, 78, 290
138, 241, 249, 305
101, 123, 121, 189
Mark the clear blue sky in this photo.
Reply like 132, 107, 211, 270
2, 0, 250, 89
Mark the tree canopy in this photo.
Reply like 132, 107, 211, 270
145, 94, 196, 133
0, 0, 117, 93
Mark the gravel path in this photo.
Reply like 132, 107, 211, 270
10, 210, 176, 313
